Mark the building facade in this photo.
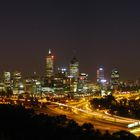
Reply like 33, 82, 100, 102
69, 56, 79, 80
46, 49, 54, 78
97, 67, 104, 84
111, 68, 119, 89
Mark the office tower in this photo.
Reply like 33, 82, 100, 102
3, 72, 11, 86
78, 73, 88, 92
79, 73, 88, 82
12, 71, 22, 86
111, 68, 119, 89
12, 71, 23, 94
97, 67, 104, 84
69, 56, 79, 80
46, 49, 54, 78
58, 67, 68, 77
13, 71, 22, 82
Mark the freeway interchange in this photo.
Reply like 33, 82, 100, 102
36, 96, 140, 136
1, 93, 140, 136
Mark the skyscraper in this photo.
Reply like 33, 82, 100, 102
97, 67, 104, 84
12, 71, 23, 94
46, 49, 54, 78
111, 68, 119, 89
69, 56, 79, 80
3, 72, 11, 85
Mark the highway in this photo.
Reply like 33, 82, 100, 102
1, 95, 140, 136
35, 104, 130, 133
35, 98, 140, 135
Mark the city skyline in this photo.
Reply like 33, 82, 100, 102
0, 49, 139, 83
0, 1, 140, 80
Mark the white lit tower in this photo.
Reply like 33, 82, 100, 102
69, 56, 79, 80
69, 56, 79, 92
97, 67, 104, 84
46, 49, 54, 78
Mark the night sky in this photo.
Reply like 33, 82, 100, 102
0, 0, 140, 81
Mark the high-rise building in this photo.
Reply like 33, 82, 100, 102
12, 71, 23, 94
57, 67, 68, 77
111, 68, 119, 89
12, 71, 22, 82
97, 67, 104, 83
69, 56, 79, 92
46, 49, 54, 78
3, 72, 11, 86
69, 56, 79, 80
78, 73, 88, 92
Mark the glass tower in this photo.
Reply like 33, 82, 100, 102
46, 49, 54, 78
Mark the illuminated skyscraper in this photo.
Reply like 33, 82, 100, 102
69, 56, 79, 80
97, 67, 104, 83
46, 49, 54, 78
12, 71, 22, 91
111, 68, 119, 89
3, 72, 11, 86
13, 71, 22, 82
78, 73, 88, 92
58, 67, 68, 77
